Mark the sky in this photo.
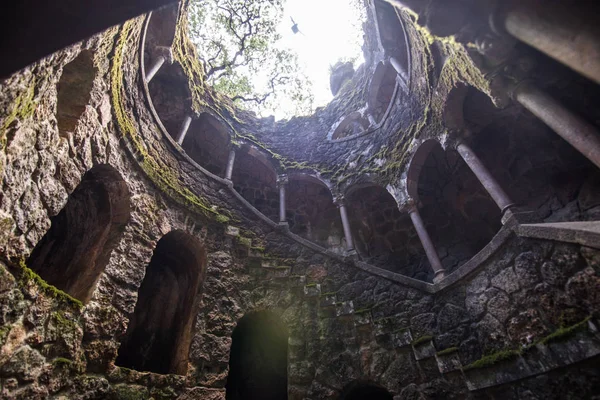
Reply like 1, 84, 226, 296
274, 0, 366, 117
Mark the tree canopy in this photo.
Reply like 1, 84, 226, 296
188, 0, 314, 117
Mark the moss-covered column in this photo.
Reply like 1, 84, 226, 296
277, 175, 288, 226
512, 81, 600, 169
334, 195, 355, 253
455, 139, 515, 215
145, 56, 165, 83
176, 115, 193, 145
406, 200, 445, 283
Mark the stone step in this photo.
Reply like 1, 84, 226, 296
335, 301, 354, 317
319, 293, 337, 308
303, 283, 321, 297
261, 265, 291, 279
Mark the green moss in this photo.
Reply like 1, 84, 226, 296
18, 259, 83, 309
463, 349, 521, 371
320, 291, 337, 296
436, 347, 458, 356
1, 80, 37, 149
110, 20, 230, 224
305, 283, 318, 288
0, 324, 12, 346
52, 357, 74, 369
538, 317, 591, 346
236, 236, 252, 247
113, 384, 150, 400
412, 335, 433, 347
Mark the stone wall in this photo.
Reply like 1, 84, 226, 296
0, 1, 599, 399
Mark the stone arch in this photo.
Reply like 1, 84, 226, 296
146, 3, 178, 49
339, 381, 393, 400
416, 140, 501, 274
345, 183, 429, 279
116, 230, 207, 375
443, 84, 468, 132
148, 62, 193, 137
56, 49, 97, 136
330, 112, 369, 140
368, 61, 397, 124
231, 145, 279, 221
286, 173, 343, 249
181, 112, 231, 176
27, 164, 130, 304
406, 139, 441, 202
373, 0, 410, 79
226, 310, 288, 400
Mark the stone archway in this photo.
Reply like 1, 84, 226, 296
115, 230, 207, 375
226, 311, 288, 400
27, 164, 130, 304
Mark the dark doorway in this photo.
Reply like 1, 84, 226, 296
226, 311, 289, 400
27, 164, 130, 303
115, 230, 206, 375
340, 381, 393, 400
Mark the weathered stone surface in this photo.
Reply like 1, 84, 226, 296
491, 267, 520, 294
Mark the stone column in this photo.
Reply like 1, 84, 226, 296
334, 196, 355, 252
277, 175, 288, 225
455, 140, 515, 214
406, 200, 445, 283
513, 81, 600, 169
389, 56, 404, 77
145, 56, 165, 83
176, 115, 193, 145
501, 3, 600, 85
367, 113, 377, 127
225, 149, 236, 180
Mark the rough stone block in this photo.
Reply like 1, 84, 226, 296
412, 340, 436, 360
288, 275, 306, 288
391, 328, 413, 348
320, 294, 337, 308
304, 284, 321, 297
225, 226, 240, 237
435, 350, 462, 374
264, 266, 291, 279
354, 311, 372, 327
336, 301, 354, 317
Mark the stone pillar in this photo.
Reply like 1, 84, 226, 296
389, 56, 404, 77
225, 149, 236, 180
513, 81, 600, 169
334, 196, 355, 252
502, 3, 600, 85
406, 200, 445, 283
367, 113, 377, 127
455, 140, 515, 214
176, 115, 193, 145
145, 56, 165, 83
277, 175, 288, 225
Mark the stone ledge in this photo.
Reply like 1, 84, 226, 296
516, 221, 600, 250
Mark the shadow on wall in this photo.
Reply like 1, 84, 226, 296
231, 149, 279, 222
56, 50, 97, 137
416, 142, 500, 274
181, 113, 231, 177
346, 184, 430, 280
226, 311, 288, 400
286, 176, 344, 250
115, 230, 206, 375
27, 164, 130, 304
339, 381, 393, 400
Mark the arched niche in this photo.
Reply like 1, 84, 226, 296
463, 87, 600, 222
346, 184, 429, 280
145, 3, 178, 49
339, 381, 393, 400
27, 164, 130, 304
116, 230, 206, 375
56, 50, 97, 136
416, 141, 501, 273
373, 0, 410, 78
331, 112, 369, 140
148, 62, 193, 137
368, 61, 397, 124
231, 146, 279, 221
226, 311, 288, 400
181, 113, 230, 176
286, 174, 343, 249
